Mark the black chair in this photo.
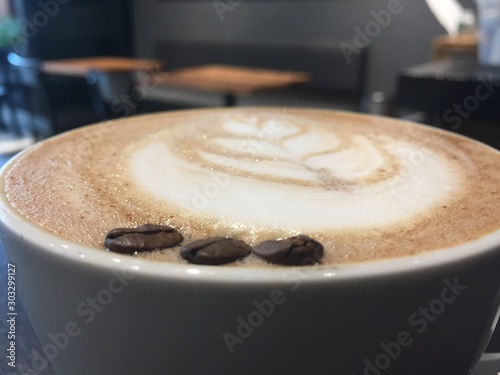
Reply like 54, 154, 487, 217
86, 70, 140, 121
8, 52, 99, 137
6, 52, 52, 139
37, 71, 99, 135
0, 50, 18, 135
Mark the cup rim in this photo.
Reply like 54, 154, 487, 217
1, 190, 499, 283
1, 108, 499, 283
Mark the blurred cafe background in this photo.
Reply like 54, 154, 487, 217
0, 0, 500, 374
0, 0, 498, 155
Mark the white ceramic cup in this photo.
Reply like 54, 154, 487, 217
1, 120, 500, 375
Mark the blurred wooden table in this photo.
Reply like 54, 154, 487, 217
41, 56, 162, 77
432, 34, 478, 60
396, 57, 500, 118
395, 57, 500, 150
151, 64, 310, 106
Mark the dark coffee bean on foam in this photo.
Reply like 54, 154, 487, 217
104, 224, 183, 254
252, 234, 323, 266
181, 237, 252, 265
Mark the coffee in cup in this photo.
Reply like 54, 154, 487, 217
1, 108, 499, 375
3, 108, 499, 266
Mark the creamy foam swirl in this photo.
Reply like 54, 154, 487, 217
131, 113, 462, 232
3, 108, 500, 265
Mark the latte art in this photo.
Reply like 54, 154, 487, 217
178, 115, 400, 186
3, 108, 500, 265
131, 113, 461, 232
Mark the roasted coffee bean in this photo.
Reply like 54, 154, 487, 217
105, 224, 183, 254
252, 234, 323, 266
181, 237, 252, 265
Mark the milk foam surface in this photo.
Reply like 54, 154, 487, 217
3, 108, 500, 265
132, 115, 457, 231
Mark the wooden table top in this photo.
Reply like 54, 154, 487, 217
151, 64, 310, 95
41, 56, 163, 77
432, 34, 478, 60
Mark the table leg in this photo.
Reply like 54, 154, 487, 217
224, 94, 236, 107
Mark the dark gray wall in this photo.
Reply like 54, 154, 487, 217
11, 0, 132, 59
132, 0, 449, 96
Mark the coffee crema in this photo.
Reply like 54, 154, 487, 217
3, 108, 500, 266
